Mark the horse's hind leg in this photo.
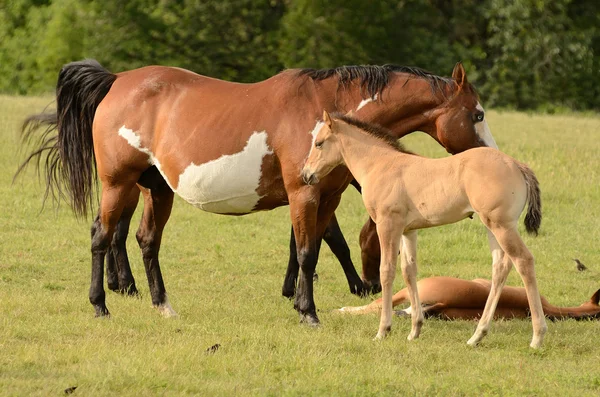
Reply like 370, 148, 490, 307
467, 229, 512, 346
90, 179, 139, 317
106, 186, 141, 295
400, 231, 423, 340
135, 183, 176, 317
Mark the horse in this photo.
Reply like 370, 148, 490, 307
338, 276, 600, 321
302, 111, 547, 348
18, 60, 494, 325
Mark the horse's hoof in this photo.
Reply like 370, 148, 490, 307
155, 299, 178, 318
281, 287, 296, 300
124, 284, 139, 297
93, 305, 110, 318
299, 312, 320, 327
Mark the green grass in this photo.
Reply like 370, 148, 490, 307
1, 95, 600, 396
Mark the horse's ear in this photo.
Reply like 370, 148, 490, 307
452, 62, 468, 89
590, 289, 600, 305
323, 110, 332, 127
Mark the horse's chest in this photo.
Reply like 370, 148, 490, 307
173, 131, 274, 214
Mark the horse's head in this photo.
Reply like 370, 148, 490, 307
301, 111, 342, 186
371, 63, 497, 155
430, 63, 497, 154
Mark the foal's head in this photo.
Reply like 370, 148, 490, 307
301, 111, 342, 186
302, 111, 406, 186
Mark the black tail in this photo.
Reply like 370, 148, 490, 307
16, 60, 116, 217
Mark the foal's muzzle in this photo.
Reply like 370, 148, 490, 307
301, 168, 318, 185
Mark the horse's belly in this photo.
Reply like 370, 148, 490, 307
169, 131, 274, 214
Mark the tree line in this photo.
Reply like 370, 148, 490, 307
1, 0, 598, 111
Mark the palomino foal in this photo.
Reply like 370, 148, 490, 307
302, 111, 547, 348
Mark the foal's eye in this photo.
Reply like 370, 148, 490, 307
473, 112, 485, 123
315, 141, 323, 149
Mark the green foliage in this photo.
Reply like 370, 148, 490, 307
0, 0, 598, 110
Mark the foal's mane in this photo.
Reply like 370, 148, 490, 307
331, 113, 414, 154
298, 65, 456, 99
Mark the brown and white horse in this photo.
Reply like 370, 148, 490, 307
19, 60, 494, 324
302, 112, 546, 347
339, 276, 600, 321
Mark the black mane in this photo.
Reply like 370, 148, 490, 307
298, 65, 454, 99
331, 113, 414, 154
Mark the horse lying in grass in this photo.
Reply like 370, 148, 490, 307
302, 111, 547, 348
338, 276, 600, 320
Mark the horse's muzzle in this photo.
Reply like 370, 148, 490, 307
301, 169, 318, 185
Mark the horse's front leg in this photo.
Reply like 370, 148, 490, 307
322, 215, 366, 296
288, 187, 320, 325
374, 217, 404, 339
282, 214, 365, 298
400, 231, 423, 340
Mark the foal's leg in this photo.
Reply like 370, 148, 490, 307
480, 226, 546, 348
467, 229, 512, 346
374, 218, 403, 339
90, 179, 139, 317
135, 185, 176, 317
400, 231, 423, 340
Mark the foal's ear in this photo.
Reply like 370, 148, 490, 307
346, 110, 355, 117
452, 62, 468, 89
323, 110, 332, 127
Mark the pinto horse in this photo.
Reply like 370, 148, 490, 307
19, 60, 493, 324
302, 112, 547, 347
339, 276, 600, 321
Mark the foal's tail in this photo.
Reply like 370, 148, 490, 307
516, 161, 542, 236
15, 60, 116, 217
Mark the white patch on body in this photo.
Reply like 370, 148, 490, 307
175, 131, 273, 214
117, 126, 272, 214
155, 296, 178, 318
118, 126, 175, 190
475, 103, 498, 149
356, 93, 378, 111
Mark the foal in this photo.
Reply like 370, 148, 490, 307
338, 276, 600, 321
302, 111, 547, 348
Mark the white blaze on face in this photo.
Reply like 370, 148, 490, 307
175, 131, 273, 214
117, 126, 273, 214
475, 102, 498, 149
356, 93, 378, 111
309, 120, 325, 147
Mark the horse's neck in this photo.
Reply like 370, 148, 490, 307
337, 130, 400, 186
310, 75, 443, 137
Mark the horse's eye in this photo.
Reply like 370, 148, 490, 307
473, 112, 484, 123
315, 141, 323, 149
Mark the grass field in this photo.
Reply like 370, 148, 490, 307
1, 95, 599, 396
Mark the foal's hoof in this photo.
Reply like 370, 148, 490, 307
93, 305, 110, 318
299, 312, 320, 327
